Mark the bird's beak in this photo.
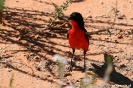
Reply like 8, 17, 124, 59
68, 16, 73, 20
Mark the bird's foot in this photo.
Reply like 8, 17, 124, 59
82, 65, 87, 72
68, 64, 73, 72
68, 61, 74, 72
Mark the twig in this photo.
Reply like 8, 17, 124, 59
48, 0, 72, 28
107, 0, 118, 37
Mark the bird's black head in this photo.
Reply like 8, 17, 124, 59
68, 12, 85, 29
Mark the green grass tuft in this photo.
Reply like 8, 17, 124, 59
48, 0, 72, 28
9, 73, 14, 88
0, 0, 5, 12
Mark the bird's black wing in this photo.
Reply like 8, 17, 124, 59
84, 30, 91, 44
67, 32, 69, 39
83, 27, 87, 32
84, 32, 89, 43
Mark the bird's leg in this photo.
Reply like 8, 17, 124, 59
69, 49, 75, 71
82, 50, 87, 72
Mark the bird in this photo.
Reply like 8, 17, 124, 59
67, 12, 90, 72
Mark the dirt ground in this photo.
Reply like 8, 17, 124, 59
0, 0, 133, 88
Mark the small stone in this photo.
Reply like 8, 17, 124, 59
7, 68, 12, 72
87, 15, 92, 18
100, 2, 104, 4
117, 34, 123, 39
117, 14, 125, 19
33, 56, 41, 62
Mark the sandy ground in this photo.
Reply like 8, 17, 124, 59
0, 0, 133, 88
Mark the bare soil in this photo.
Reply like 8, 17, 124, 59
0, 0, 133, 88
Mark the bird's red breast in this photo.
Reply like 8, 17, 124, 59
68, 20, 89, 51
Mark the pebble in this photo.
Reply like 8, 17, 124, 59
33, 56, 41, 62
7, 68, 12, 72
117, 34, 123, 39
100, 2, 104, 4
117, 13, 125, 19
87, 15, 92, 18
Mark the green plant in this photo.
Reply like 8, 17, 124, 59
0, 0, 5, 11
0, 0, 5, 24
48, 0, 72, 27
103, 53, 113, 82
53, 53, 114, 88
9, 73, 14, 88
53, 54, 67, 88
79, 71, 97, 88
106, 0, 118, 36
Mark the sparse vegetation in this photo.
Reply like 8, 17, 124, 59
0, 0, 133, 88
0, 0, 5, 11
9, 73, 14, 88
0, 0, 5, 24
103, 53, 113, 82
48, 0, 72, 28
